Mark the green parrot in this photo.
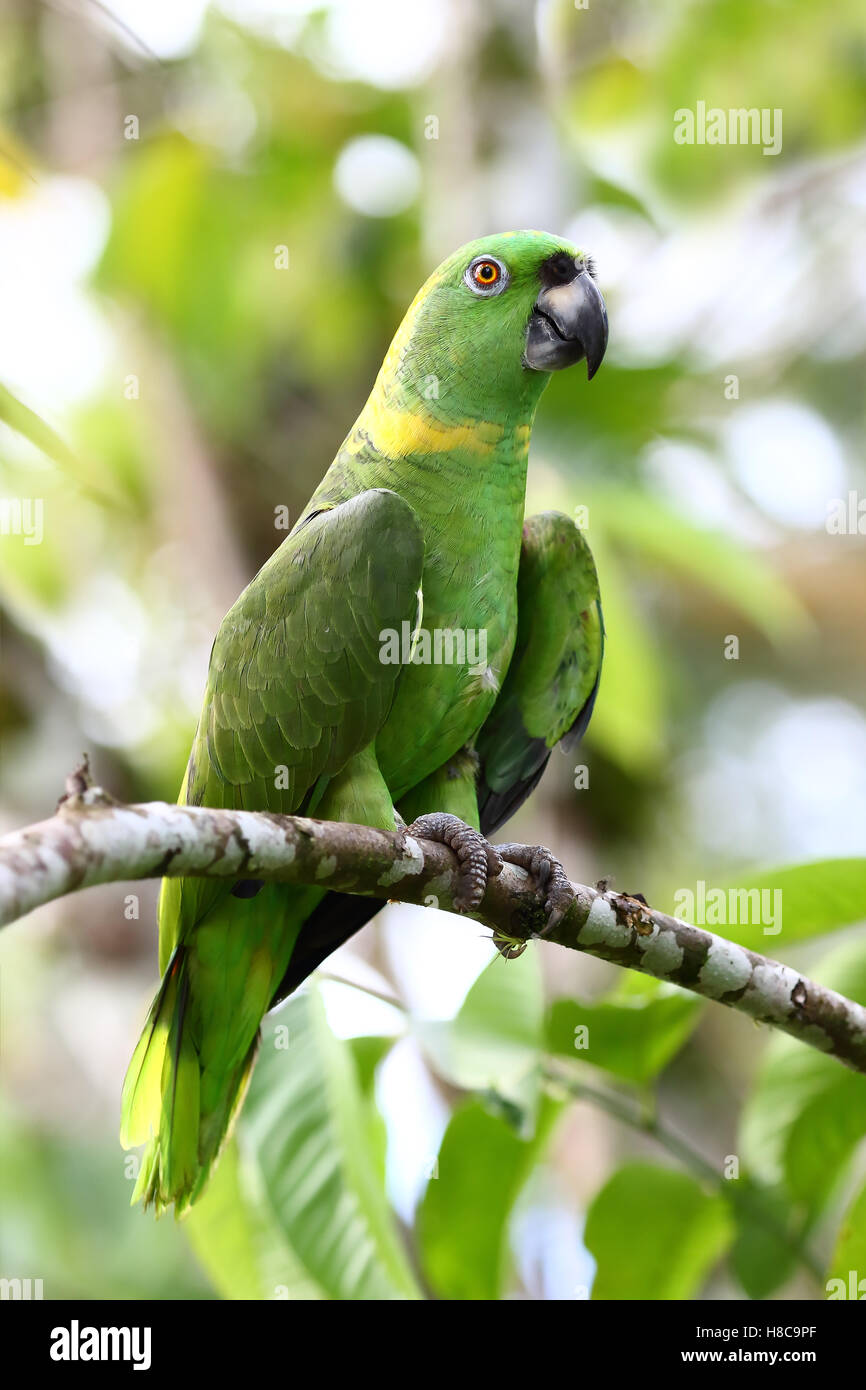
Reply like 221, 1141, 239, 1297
120, 229, 607, 1215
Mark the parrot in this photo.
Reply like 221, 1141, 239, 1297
120, 229, 608, 1216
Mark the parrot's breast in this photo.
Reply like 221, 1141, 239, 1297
301, 396, 535, 804
375, 528, 520, 801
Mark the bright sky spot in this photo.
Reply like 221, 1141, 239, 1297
379, 1038, 449, 1221
643, 437, 773, 544
218, 0, 448, 87
723, 400, 847, 530
323, 0, 448, 89
95, 0, 209, 60
565, 204, 658, 294
94, 0, 208, 59
216, 0, 310, 48
319, 976, 404, 1040
514, 1193, 595, 1301
0, 177, 112, 411
682, 683, 866, 862
334, 135, 421, 217
384, 902, 496, 1020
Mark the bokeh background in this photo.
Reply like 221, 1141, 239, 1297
1, 0, 865, 1301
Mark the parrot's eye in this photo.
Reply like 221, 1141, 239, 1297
464, 256, 509, 297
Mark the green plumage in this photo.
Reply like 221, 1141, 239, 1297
121, 230, 606, 1215
477, 512, 603, 832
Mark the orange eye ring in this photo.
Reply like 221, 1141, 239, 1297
464, 255, 509, 296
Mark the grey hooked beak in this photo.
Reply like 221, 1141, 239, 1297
524, 269, 608, 379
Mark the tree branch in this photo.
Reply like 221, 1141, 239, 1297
2, 783, 865, 1074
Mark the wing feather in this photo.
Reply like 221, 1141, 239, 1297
158, 488, 424, 969
476, 511, 603, 836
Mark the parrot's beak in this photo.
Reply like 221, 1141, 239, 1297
524, 268, 608, 379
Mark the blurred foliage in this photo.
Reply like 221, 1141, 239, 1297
188, 989, 419, 1301
1, 0, 865, 1301
0, 1100, 210, 1299
545, 974, 702, 1086
417, 1095, 560, 1300
740, 940, 866, 1217
415, 947, 545, 1123
585, 1162, 733, 1300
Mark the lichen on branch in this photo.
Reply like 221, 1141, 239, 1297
1, 783, 865, 1075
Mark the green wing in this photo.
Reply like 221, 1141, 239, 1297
475, 511, 603, 835
159, 487, 425, 970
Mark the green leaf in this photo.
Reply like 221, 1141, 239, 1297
828, 1181, 866, 1296
186, 1029, 399, 1301
349, 1035, 395, 1097
185, 1143, 268, 1300
347, 1034, 394, 1187
728, 1177, 800, 1301
416, 1095, 558, 1300
585, 1162, 733, 1300
415, 949, 544, 1127
784, 1075, 866, 1206
226, 988, 420, 1300
705, 859, 866, 952
739, 937, 866, 1215
545, 975, 702, 1084
185, 1140, 320, 1301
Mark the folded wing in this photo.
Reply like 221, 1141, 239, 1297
476, 511, 603, 836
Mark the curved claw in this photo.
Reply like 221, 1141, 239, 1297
495, 842, 575, 934
406, 812, 502, 913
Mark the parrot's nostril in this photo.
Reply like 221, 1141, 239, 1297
539, 250, 583, 287
524, 271, 608, 377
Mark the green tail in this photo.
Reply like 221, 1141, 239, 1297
119, 946, 255, 1217
121, 879, 317, 1217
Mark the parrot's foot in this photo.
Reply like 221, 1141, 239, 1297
494, 843, 575, 936
405, 813, 503, 913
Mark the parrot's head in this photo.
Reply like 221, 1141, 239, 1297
398, 230, 608, 404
